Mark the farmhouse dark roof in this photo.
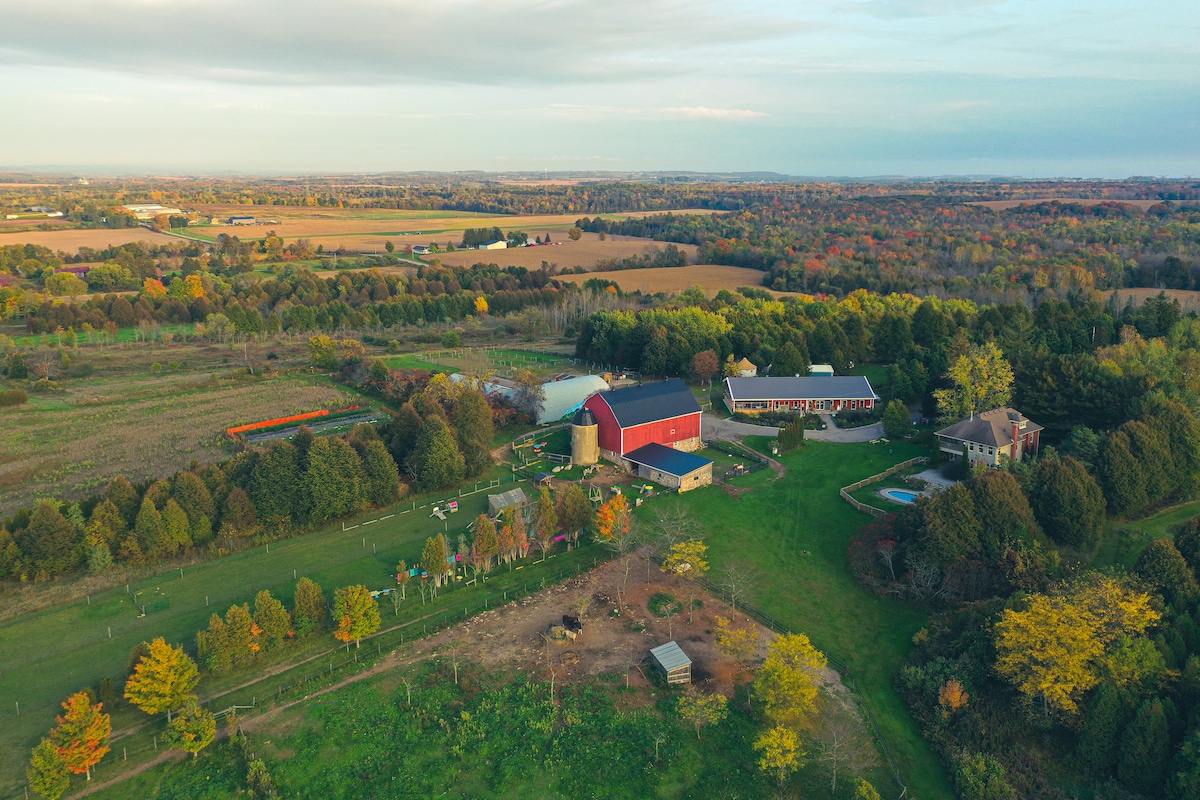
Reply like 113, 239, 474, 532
572, 407, 596, 426
624, 442, 713, 478
936, 407, 1043, 448
723, 376, 878, 401
600, 378, 700, 428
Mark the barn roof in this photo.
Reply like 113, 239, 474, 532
624, 443, 713, 478
723, 376, 878, 401
650, 640, 691, 671
597, 378, 700, 428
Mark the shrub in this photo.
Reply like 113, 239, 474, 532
648, 592, 682, 617
0, 388, 27, 406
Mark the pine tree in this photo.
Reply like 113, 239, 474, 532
383, 402, 423, 470
1118, 697, 1170, 796
28, 738, 70, 800
134, 496, 169, 559
253, 590, 291, 649
251, 440, 303, 526
1028, 457, 1105, 549
1176, 518, 1200, 576
165, 697, 216, 759
86, 499, 126, 546
304, 437, 367, 522
1135, 539, 1199, 607
50, 691, 111, 780
1099, 429, 1149, 517
410, 416, 465, 491
1077, 684, 1127, 778
172, 471, 216, 535
359, 439, 403, 507
197, 613, 232, 672
332, 585, 381, 648
219, 486, 258, 538
292, 578, 327, 635
18, 500, 81, 577
771, 341, 807, 377
116, 533, 144, 565
104, 475, 139, 528
452, 389, 495, 478
882, 399, 911, 439
124, 637, 200, 720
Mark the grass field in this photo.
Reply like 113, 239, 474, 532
431, 346, 576, 379
0, 470, 578, 795
1093, 499, 1200, 569
0, 372, 353, 516
1101, 287, 1200, 314
649, 437, 953, 800
555, 264, 790, 297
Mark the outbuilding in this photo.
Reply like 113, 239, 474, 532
623, 443, 712, 492
734, 357, 758, 377
723, 376, 878, 414
487, 488, 528, 517
650, 641, 692, 684
477, 240, 508, 250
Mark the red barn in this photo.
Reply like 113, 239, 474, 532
583, 378, 702, 463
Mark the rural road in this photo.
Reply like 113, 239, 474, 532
701, 413, 885, 443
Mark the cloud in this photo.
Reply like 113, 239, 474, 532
662, 106, 768, 120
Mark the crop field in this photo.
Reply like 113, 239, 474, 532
0, 373, 352, 516
0, 472, 598, 796
0, 227, 177, 251
427, 232, 698, 270
556, 264, 788, 296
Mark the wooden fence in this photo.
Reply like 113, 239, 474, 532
839, 457, 928, 519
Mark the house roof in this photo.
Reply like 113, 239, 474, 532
624, 442, 713, 478
650, 640, 691, 671
723, 376, 878, 401
598, 378, 700, 428
735, 357, 756, 370
936, 407, 1043, 448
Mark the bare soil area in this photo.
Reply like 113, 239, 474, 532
0, 228, 177, 251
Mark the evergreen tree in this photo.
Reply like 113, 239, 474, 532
1135, 539, 1199, 607
0, 527, 21, 579
293, 577, 327, 635
409, 416, 465, 491
1118, 697, 1170, 796
104, 475, 139, 527
1169, 725, 1200, 800
452, 388, 495, 478
161, 499, 192, 551
882, 399, 911, 439
1028, 457, 1105, 549
304, 436, 367, 522
1175, 517, 1200, 576
253, 590, 291, 649
219, 486, 258, 537
1100, 428, 1150, 516
197, 613, 231, 672
383, 402, 423, 470
86, 499, 126, 546
966, 470, 1041, 562
223, 603, 257, 665
171, 471, 216, 534
251, 440, 303, 526
1146, 398, 1200, 499
913, 484, 982, 565
771, 341, 807, 377
143, 479, 172, 511
134, 496, 169, 559
1077, 683, 1127, 778
1124, 420, 1174, 507
18, 500, 80, 576
359, 439, 403, 507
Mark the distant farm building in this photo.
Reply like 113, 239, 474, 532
808, 364, 835, 377
412, 245, 431, 255
227, 216, 256, 225
477, 240, 508, 250
937, 408, 1042, 468
583, 378, 702, 460
723, 376, 878, 414
121, 204, 183, 220
624, 443, 712, 492
734, 357, 758, 377
650, 641, 692, 684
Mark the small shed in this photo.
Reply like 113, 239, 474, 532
650, 641, 692, 684
487, 488, 528, 517
808, 364, 835, 377
735, 357, 758, 378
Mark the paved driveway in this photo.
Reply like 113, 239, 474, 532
701, 413, 884, 443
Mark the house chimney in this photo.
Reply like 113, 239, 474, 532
1012, 421, 1021, 457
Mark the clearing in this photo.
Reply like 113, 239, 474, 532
0, 369, 353, 516
0, 227, 177, 251
556, 264, 789, 296
1101, 287, 1200, 313
427, 232, 698, 270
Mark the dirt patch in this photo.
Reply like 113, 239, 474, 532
557, 264, 795, 297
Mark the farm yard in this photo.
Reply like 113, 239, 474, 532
556, 264, 788, 296
428, 232, 699, 271
0, 372, 353, 516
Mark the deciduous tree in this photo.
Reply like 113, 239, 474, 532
28, 739, 69, 800
421, 533, 451, 593
50, 691, 111, 781
292, 577, 327, 635
754, 633, 826, 727
882, 399, 911, 439
557, 484, 592, 548
934, 342, 1013, 420
124, 637, 199, 721
755, 725, 804, 789
253, 590, 291, 649
165, 698, 216, 759
333, 585, 381, 648
676, 690, 728, 739
532, 486, 558, 562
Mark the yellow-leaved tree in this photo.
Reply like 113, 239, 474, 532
933, 341, 1014, 420
333, 584, 381, 648
755, 725, 804, 789
124, 637, 200, 722
662, 539, 709, 622
754, 632, 827, 728
993, 576, 1160, 715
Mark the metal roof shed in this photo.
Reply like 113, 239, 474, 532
487, 488, 528, 517
650, 640, 692, 684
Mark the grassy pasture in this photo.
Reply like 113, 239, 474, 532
430, 346, 575, 379
0, 372, 352, 516
0, 470, 576, 794
1094, 499, 1200, 569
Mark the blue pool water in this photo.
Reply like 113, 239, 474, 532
882, 489, 920, 504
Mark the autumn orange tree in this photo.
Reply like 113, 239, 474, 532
594, 493, 638, 608
333, 584, 381, 648
49, 691, 111, 781
124, 637, 200, 721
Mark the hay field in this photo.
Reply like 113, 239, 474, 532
0, 374, 352, 516
556, 264, 784, 296
1102, 288, 1200, 313
969, 198, 1162, 211
421, 232, 698, 270
0, 227, 177, 251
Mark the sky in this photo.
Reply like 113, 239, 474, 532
0, 0, 1197, 177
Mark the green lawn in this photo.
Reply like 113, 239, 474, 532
0, 470, 559, 795
1093, 500, 1200, 569
378, 353, 454, 372
647, 438, 953, 800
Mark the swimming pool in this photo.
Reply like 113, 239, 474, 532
881, 488, 920, 504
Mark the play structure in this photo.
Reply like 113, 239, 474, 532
429, 501, 459, 520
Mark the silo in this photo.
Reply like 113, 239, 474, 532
571, 407, 599, 466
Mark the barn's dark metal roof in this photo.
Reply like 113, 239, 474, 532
650, 640, 692, 671
597, 378, 700, 428
624, 442, 713, 477
723, 376, 878, 401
